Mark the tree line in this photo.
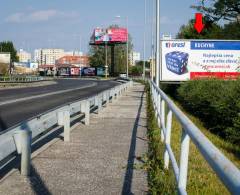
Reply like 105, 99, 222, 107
177, 0, 240, 39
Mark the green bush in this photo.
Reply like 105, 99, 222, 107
160, 83, 180, 99
177, 79, 240, 144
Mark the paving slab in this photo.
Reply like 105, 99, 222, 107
0, 83, 148, 195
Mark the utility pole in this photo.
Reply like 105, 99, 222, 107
126, 17, 129, 78
156, 0, 160, 87
151, 0, 155, 81
143, 0, 147, 78
105, 42, 108, 79
79, 35, 82, 55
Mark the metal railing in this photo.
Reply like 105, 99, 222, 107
0, 80, 133, 176
150, 80, 240, 195
0, 76, 43, 82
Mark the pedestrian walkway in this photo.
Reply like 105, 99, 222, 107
0, 83, 148, 195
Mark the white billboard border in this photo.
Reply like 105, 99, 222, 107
159, 39, 240, 82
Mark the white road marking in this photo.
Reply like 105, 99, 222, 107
0, 82, 97, 106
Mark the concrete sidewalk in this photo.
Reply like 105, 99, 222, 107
0, 83, 148, 195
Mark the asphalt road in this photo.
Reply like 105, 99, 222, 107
0, 79, 119, 132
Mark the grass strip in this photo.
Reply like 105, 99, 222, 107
145, 83, 176, 195
144, 81, 239, 195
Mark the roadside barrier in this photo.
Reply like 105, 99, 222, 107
0, 76, 44, 83
0, 80, 133, 176
150, 80, 240, 195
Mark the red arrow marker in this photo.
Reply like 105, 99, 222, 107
194, 13, 205, 34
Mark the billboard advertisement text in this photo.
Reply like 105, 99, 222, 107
94, 28, 127, 44
161, 40, 240, 81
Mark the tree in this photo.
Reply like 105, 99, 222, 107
177, 0, 240, 40
129, 65, 143, 76
176, 19, 223, 39
0, 41, 19, 62
192, 0, 240, 22
89, 46, 106, 67
222, 21, 240, 39
136, 60, 150, 69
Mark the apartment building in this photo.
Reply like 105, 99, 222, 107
17, 49, 31, 63
34, 48, 65, 65
129, 51, 141, 66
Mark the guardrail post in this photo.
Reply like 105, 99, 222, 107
108, 90, 112, 103
119, 86, 122, 96
63, 111, 70, 142
178, 129, 190, 193
164, 108, 172, 169
155, 90, 158, 118
57, 111, 70, 142
105, 91, 109, 106
114, 88, 117, 100
82, 100, 90, 125
157, 93, 161, 127
97, 94, 102, 114
160, 100, 165, 142
13, 130, 32, 176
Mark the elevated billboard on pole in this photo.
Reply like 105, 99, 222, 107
92, 28, 128, 45
0, 53, 11, 64
161, 40, 240, 81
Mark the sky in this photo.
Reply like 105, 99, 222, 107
0, 0, 200, 59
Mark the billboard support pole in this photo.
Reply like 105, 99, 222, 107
143, 0, 146, 79
151, 0, 155, 81
105, 42, 108, 79
156, 0, 160, 87
111, 45, 115, 76
126, 17, 129, 78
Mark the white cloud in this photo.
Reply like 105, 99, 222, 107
5, 9, 79, 23
30, 10, 58, 22
5, 13, 25, 23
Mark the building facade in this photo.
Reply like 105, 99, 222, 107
17, 49, 31, 63
56, 55, 89, 68
64, 51, 83, 56
34, 49, 65, 65
130, 51, 141, 66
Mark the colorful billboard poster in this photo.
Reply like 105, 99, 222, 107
107, 28, 128, 43
97, 67, 105, 76
70, 67, 80, 76
161, 40, 240, 81
94, 28, 127, 44
94, 28, 109, 44
81, 67, 96, 76
0, 53, 10, 64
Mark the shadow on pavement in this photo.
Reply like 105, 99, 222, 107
28, 164, 52, 195
121, 89, 145, 195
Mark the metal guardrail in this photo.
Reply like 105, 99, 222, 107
0, 80, 133, 176
0, 76, 43, 82
150, 80, 240, 195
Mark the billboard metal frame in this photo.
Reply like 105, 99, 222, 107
160, 39, 240, 82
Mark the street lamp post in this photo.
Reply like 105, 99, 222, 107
151, 0, 155, 81
79, 35, 82, 55
105, 42, 108, 79
115, 15, 129, 78
156, 0, 160, 87
126, 16, 129, 78
143, 0, 147, 78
